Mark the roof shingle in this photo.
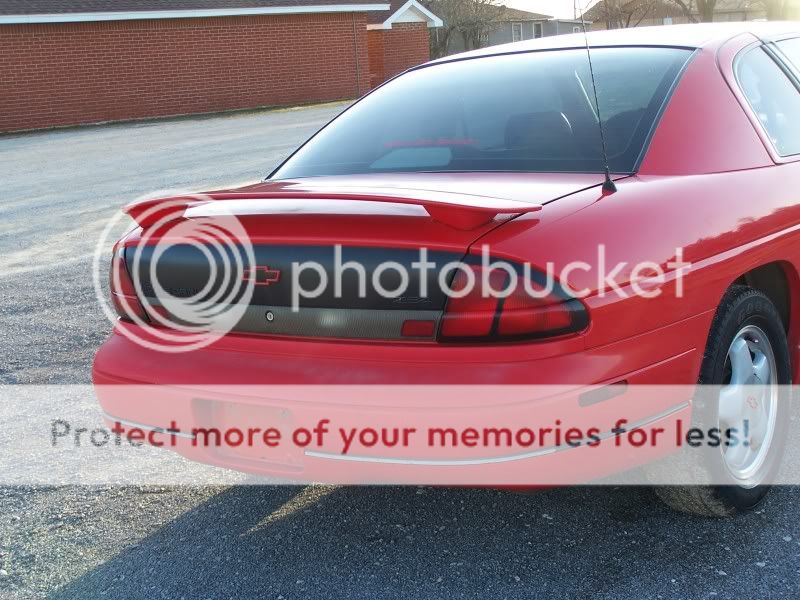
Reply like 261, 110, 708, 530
366, 0, 405, 24
0, 0, 378, 16
495, 6, 551, 21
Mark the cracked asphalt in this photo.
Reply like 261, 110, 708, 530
0, 105, 798, 599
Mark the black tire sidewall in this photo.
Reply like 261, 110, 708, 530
696, 287, 791, 511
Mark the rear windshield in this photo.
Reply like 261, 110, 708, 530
272, 47, 693, 178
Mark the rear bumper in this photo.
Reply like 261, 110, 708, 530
92, 314, 709, 484
95, 397, 692, 485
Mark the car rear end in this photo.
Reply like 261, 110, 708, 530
93, 41, 700, 483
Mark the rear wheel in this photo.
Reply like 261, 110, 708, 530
653, 285, 791, 517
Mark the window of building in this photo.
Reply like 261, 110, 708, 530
534, 23, 543, 38
512, 23, 523, 42
573, 26, 581, 33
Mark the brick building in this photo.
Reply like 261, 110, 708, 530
0, 0, 441, 133
366, 0, 442, 88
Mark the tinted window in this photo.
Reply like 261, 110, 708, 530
272, 47, 692, 178
736, 47, 800, 156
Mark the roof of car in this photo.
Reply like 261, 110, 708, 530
429, 22, 800, 64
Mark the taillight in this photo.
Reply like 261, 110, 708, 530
438, 263, 588, 342
109, 246, 148, 322
401, 319, 436, 338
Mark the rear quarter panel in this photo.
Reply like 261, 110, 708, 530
476, 34, 800, 378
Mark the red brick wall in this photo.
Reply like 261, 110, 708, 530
367, 29, 385, 89
383, 22, 430, 81
0, 13, 370, 132
367, 22, 430, 89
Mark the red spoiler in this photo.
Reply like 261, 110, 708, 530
124, 191, 542, 231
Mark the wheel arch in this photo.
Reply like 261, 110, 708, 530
729, 260, 800, 381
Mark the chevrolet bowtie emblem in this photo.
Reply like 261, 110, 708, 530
244, 265, 281, 286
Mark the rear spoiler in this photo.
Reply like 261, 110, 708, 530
124, 191, 542, 231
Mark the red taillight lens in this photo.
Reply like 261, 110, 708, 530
497, 283, 574, 336
401, 319, 436, 338
438, 263, 588, 342
109, 247, 148, 322
439, 265, 505, 338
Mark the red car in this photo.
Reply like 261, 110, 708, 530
94, 23, 800, 516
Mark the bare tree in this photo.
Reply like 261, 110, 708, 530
427, 0, 461, 58
666, 0, 706, 22
595, 0, 780, 27
757, 0, 790, 19
594, 0, 662, 28
426, 0, 505, 58
682, 0, 778, 22
459, 0, 506, 50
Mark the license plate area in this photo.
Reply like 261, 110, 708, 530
193, 398, 300, 469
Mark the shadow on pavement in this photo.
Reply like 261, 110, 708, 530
47, 485, 788, 598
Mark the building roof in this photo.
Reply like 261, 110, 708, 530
367, 0, 403, 22
495, 6, 551, 22
0, 0, 391, 22
0, 0, 364, 13
366, 0, 442, 28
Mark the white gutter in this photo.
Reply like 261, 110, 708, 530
381, 0, 443, 29
0, 4, 391, 25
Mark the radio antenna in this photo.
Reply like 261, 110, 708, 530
578, 6, 616, 195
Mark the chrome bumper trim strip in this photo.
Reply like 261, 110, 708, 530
100, 412, 197, 440
304, 401, 691, 466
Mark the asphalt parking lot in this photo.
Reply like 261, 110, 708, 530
0, 106, 798, 599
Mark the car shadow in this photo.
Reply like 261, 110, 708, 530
46, 484, 784, 599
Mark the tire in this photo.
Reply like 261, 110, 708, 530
653, 285, 792, 517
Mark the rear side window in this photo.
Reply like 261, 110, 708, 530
272, 47, 692, 178
736, 47, 800, 156
776, 37, 800, 76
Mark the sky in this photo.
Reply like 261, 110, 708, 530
503, 0, 601, 20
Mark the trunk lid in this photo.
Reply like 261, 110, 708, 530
123, 173, 607, 340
